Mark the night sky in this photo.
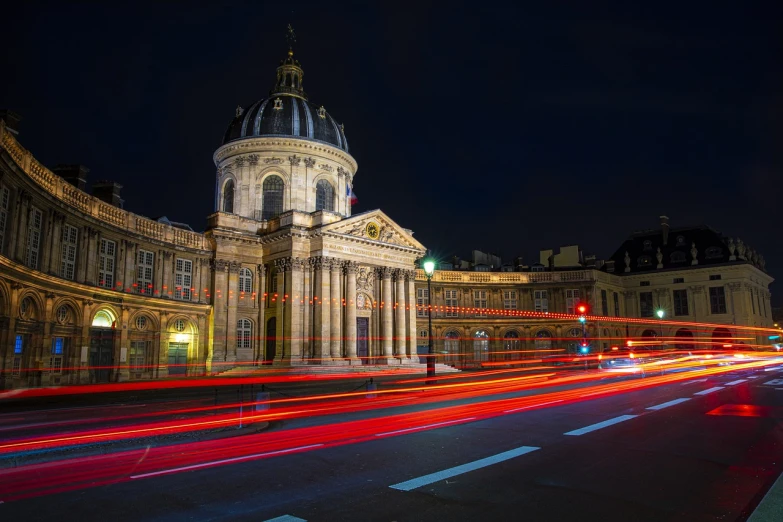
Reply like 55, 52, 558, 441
2, 3, 781, 305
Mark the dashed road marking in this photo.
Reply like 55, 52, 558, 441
646, 398, 691, 410
375, 418, 475, 437
389, 446, 540, 491
726, 379, 747, 386
682, 379, 709, 385
564, 415, 638, 436
763, 379, 783, 386
694, 386, 725, 396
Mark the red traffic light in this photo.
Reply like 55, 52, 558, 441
576, 303, 588, 314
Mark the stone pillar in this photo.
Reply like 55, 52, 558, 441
124, 241, 137, 293
78, 299, 94, 384
14, 191, 30, 263
406, 270, 419, 363
394, 270, 407, 361
344, 261, 359, 364
329, 259, 344, 363
289, 257, 305, 364
76, 225, 89, 284
380, 267, 396, 363
118, 306, 130, 381
196, 314, 208, 375
0, 284, 20, 389
48, 212, 64, 276
256, 264, 266, 364
274, 259, 286, 363
211, 259, 229, 369
39, 211, 53, 275
86, 229, 100, 286
301, 259, 311, 362
226, 261, 240, 362
162, 251, 173, 298
313, 257, 331, 363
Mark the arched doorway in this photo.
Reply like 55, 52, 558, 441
90, 309, 116, 383
473, 330, 490, 363
675, 328, 694, 350
503, 331, 520, 360
567, 327, 583, 354
712, 328, 732, 350
265, 317, 277, 364
535, 330, 552, 356
443, 331, 460, 366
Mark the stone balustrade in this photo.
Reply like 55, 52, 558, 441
415, 268, 595, 284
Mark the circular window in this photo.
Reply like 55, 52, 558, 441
135, 315, 148, 330
56, 305, 70, 324
174, 319, 186, 332
19, 297, 33, 320
569, 328, 583, 337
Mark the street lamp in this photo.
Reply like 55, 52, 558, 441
656, 309, 665, 345
422, 257, 436, 381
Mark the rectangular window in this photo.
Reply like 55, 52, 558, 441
601, 290, 608, 316
136, 249, 154, 294
25, 206, 43, 269
129, 340, 147, 370
503, 290, 517, 310
709, 274, 721, 281
50, 337, 64, 374
174, 258, 193, 300
60, 224, 78, 280
0, 184, 9, 255
474, 290, 487, 317
14, 334, 23, 354
709, 286, 727, 314
416, 288, 429, 318
640, 281, 650, 287
639, 292, 654, 317
673, 277, 684, 284
534, 290, 548, 313
98, 238, 116, 289
613, 292, 620, 317
445, 289, 458, 317
12, 357, 22, 376
673, 289, 689, 316
565, 289, 580, 314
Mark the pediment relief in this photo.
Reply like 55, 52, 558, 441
326, 212, 423, 250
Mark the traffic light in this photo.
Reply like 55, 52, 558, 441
580, 341, 589, 354
576, 303, 588, 315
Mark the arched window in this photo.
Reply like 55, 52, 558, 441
503, 330, 519, 360
473, 330, 489, 363
535, 330, 552, 353
443, 331, 460, 365
92, 310, 115, 328
237, 319, 252, 349
223, 180, 235, 213
262, 176, 284, 220
239, 268, 253, 294
315, 180, 335, 212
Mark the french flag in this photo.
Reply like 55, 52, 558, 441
347, 184, 358, 205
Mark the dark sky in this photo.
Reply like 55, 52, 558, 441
2, 3, 781, 305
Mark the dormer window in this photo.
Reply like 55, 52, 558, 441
676, 235, 686, 246
273, 98, 283, 111
643, 240, 652, 251
531, 265, 545, 272
670, 251, 686, 263
637, 255, 653, 267
318, 106, 326, 119
705, 246, 723, 259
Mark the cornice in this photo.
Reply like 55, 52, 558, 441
213, 137, 358, 173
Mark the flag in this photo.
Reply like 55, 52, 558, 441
347, 184, 358, 205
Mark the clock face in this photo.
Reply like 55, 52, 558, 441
365, 221, 380, 240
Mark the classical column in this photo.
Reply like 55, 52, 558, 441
313, 257, 331, 363
256, 264, 266, 364
329, 259, 344, 363
301, 259, 311, 362
394, 270, 407, 361
273, 259, 286, 364
85, 228, 99, 286
118, 306, 130, 381
211, 259, 229, 369
14, 191, 30, 263
226, 261, 240, 362
39, 211, 53, 275
79, 299, 94, 384
161, 251, 173, 298
344, 261, 359, 364
406, 270, 419, 363
289, 257, 305, 364
381, 267, 396, 363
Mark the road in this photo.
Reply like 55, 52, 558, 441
2, 363, 783, 521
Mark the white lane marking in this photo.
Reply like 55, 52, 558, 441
564, 415, 638, 436
375, 418, 475, 437
504, 399, 563, 413
694, 386, 725, 396
264, 516, 306, 522
646, 398, 691, 410
389, 446, 540, 491
726, 379, 747, 386
130, 444, 323, 479
681, 379, 709, 385
747, 376, 759, 379
763, 379, 783, 386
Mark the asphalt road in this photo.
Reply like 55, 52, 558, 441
3, 365, 783, 521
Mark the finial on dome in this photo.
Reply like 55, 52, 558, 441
271, 25, 307, 99
286, 24, 296, 51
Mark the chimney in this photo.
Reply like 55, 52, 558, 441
660, 215, 670, 246
92, 180, 124, 209
606, 260, 616, 273
0, 110, 21, 136
53, 164, 90, 191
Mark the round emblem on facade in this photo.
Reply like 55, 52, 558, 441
365, 221, 380, 240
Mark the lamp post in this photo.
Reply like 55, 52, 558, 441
422, 258, 436, 381
656, 309, 665, 346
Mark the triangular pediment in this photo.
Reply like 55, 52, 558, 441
321, 209, 425, 251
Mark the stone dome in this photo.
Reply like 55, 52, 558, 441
222, 49, 349, 152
